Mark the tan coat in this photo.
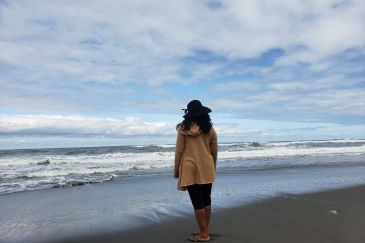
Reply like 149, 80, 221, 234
174, 123, 218, 191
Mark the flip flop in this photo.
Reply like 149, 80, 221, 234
188, 236, 211, 242
193, 232, 200, 235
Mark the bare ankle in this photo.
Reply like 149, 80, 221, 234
200, 233, 209, 238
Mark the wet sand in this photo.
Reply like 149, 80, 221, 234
54, 184, 365, 243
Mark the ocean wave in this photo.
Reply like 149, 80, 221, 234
156, 144, 176, 148
218, 139, 365, 148
8, 161, 173, 179
1, 140, 364, 195
0, 152, 175, 167
51, 174, 117, 188
0, 174, 119, 195
0, 146, 363, 180
218, 142, 269, 148
1, 145, 364, 168
218, 145, 365, 160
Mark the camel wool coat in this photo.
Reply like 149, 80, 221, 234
174, 123, 218, 191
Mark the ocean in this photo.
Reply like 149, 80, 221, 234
1, 139, 364, 195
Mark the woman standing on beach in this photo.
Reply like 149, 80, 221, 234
174, 100, 218, 242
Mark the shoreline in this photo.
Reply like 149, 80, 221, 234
52, 184, 365, 243
1, 166, 364, 243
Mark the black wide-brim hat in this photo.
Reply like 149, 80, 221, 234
182, 100, 212, 118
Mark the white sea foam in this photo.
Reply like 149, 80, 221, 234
218, 145, 365, 160
269, 139, 365, 146
0, 152, 176, 167
0, 145, 363, 182
133, 144, 175, 148
27, 167, 130, 178
1, 139, 364, 195
156, 144, 176, 148
219, 139, 364, 147
1, 145, 364, 169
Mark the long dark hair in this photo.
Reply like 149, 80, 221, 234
176, 114, 213, 135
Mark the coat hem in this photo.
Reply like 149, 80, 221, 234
178, 181, 215, 191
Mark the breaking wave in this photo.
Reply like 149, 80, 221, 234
0, 139, 364, 195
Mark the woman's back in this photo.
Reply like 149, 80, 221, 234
174, 123, 218, 191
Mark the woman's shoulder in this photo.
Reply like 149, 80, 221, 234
209, 126, 217, 136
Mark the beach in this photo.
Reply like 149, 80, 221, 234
53, 184, 365, 243
1, 167, 365, 243
1, 140, 365, 242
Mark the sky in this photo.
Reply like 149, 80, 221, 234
0, 0, 364, 149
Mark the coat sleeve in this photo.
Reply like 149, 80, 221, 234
210, 128, 218, 170
174, 131, 185, 178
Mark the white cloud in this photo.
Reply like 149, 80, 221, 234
213, 86, 365, 123
0, 0, 364, 126
1, 0, 364, 79
0, 114, 176, 137
0, 114, 291, 140
213, 81, 260, 92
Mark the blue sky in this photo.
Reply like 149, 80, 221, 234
0, 0, 364, 149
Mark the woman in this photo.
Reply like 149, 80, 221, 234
174, 100, 218, 242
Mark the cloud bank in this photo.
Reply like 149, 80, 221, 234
0, 114, 176, 137
0, 0, 364, 144
0, 114, 266, 138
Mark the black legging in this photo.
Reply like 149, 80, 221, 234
187, 183, 212, 210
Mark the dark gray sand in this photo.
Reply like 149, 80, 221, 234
54, 185, 365, 243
